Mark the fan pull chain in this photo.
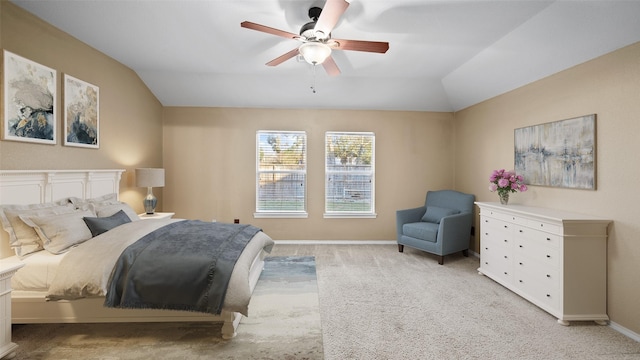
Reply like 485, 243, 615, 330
310, 64, 317, 94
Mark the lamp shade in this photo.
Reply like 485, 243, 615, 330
299, 42, 331, 65
135, 168, 165, 188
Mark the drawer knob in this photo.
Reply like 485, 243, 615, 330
546, 274, 551, 278
546, 294, 551, 298
504, 225, 508, 228
485, 262, 489, 265
485, 247, 488, 250
519, 230, 523, 233
504, 239, 508, 242
519, 245, 523, 248
504, 256, 508, 259
540, 224, 544, 227
504, 272, 508, 275
519, 280, 523, 283
546, 255, 551, 258
519, 262, 523, 265
546, 237, 551, 241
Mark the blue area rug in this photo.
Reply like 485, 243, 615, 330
255, 256, 318, 292
12, 256, 323, 360
236, 255, 323, 358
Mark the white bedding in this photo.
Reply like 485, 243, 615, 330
9, 219, 274, 316
9, 251, 67, 291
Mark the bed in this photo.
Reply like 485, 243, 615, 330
0, 169, 274, 339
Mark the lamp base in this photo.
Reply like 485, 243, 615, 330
143, 187, 157, 214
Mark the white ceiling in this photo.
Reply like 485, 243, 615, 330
11, 0, 640, 112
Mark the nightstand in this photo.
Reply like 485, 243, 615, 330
1, 262, 24, 360
138, 212, 175, 220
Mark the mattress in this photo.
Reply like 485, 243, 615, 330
9, 251, 66, 291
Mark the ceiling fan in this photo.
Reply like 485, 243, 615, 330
241, 0, 389, 76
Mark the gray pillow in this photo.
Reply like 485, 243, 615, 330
83, 210, 132, 237
421, 206, 459, 223
94, 202, 140, 221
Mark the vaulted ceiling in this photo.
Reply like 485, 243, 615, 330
11, 0, 640, 112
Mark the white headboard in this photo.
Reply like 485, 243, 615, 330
0, 169, 125, 259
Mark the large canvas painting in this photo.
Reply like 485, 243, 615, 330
64, 74, 99, 148
2, 50, 56, 144
515, 114, 596, 190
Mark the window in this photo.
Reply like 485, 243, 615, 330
255, 131, 307, 218
325, 132, 375, 218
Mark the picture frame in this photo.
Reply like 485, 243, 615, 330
64, 74, 99, 148
2, 50, 57, 145
515, 114, 596, 190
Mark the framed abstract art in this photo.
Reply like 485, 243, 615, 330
3, 50, 56, 144
515, 114, 596, 190
64, 74, 99, 148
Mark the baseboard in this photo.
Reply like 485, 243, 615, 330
609, 321, 640, 342
274, 240, 396, 245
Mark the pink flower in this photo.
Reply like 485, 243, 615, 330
488, 169, 528, 195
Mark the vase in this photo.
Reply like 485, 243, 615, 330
499, 192, 509, 205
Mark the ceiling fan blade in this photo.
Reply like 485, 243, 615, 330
314, 0, 349, 38
266, 48, 300, 66
322, 56, 341, 77
331, 38, 389, 53
241, 21, 299, 40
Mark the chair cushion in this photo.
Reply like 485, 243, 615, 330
421, 206, 459, 223
403, 222, 439, 242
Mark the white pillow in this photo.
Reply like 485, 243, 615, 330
0, 201, 74, 257
69, 193, 118, 207
20, 209, 96, 255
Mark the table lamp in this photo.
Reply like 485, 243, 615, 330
135, 168, 165, 214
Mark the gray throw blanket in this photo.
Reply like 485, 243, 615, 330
104, 220, 261, 315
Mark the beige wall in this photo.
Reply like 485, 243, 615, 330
453, 41, 640, 334
163, 107, 454, 240
0, 2, 164, 212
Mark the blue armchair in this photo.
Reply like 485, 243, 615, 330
396, 190, 475, 265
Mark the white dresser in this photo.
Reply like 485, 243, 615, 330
1, 262, 24, 359
475, 202, 611, 325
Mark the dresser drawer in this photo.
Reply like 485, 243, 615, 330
513, 257, 560, 289
482, 210, 528, 226
526, 219, 561, 234
516, 226, 561, 249
514, 269, 560, 311
514, 236, 560, 268
480, 251, 513, 286
480, 219, 513, 245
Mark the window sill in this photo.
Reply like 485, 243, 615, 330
323, 212, 377, 219
254, 212, 308, 219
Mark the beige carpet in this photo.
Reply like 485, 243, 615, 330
11, 256, 323, 360
270, 244, 640, 360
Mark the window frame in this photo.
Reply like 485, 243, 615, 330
324, 131, 376, 219
254, 130, 308, 219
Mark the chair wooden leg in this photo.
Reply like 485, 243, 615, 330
462, 249, 469, 257
398, 244, 404, 253
438, 256, 444, 265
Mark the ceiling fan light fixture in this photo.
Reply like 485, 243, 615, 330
299, 42, 331, 65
